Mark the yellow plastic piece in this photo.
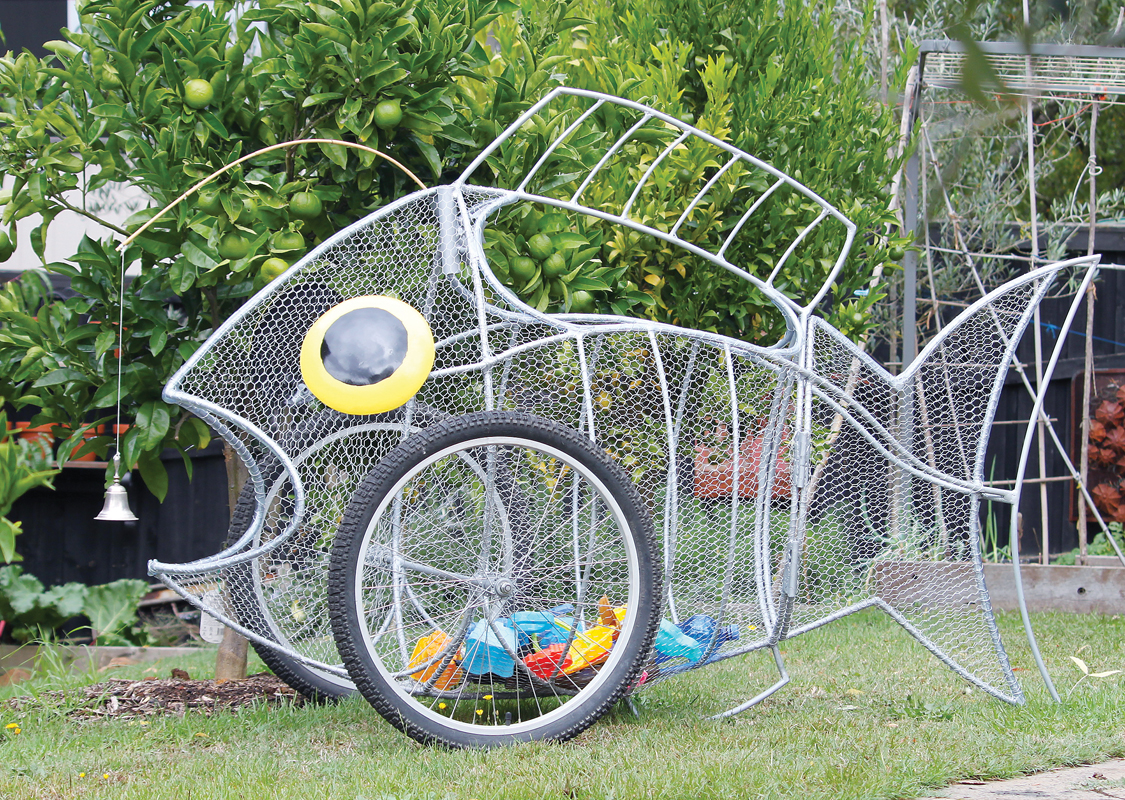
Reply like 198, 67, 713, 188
407, 630, 464, 690
563, 625, 616, 673
300, 295, 434, 415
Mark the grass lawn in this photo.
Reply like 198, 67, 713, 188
2, 609, 1123, 800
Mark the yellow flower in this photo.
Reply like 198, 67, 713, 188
483, 695, 493, 700
102, 774, 110, 780
475, 709, 483, 716
438, 702, 447, 710
79, 773, 86, 778
12, 728, 20, 734
4, 723, 17, 729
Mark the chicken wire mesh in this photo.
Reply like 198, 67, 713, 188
151, 88, 1097, 721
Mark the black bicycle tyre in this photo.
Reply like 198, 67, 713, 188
328, 410, 660, 748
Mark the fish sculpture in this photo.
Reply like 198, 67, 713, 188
151, 88, 1099, 747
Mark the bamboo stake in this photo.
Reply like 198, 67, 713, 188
1077, 100, 1099, 566
1020, 0, 1050, 564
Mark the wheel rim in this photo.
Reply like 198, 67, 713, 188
350, 434, 643, 738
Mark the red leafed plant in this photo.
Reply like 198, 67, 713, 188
1105, 427, 1125, 453
1092, 482, 1123, 516
1116, 384, 1125, 404
1096, 400, 1125, 426
1089, 420, 1107, 442
1090, 445, 1116, 467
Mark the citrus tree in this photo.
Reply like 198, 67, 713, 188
0, 0, 582, 498
477, 0, 908, 344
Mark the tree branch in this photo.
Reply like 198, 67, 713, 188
53, 195, 129, 236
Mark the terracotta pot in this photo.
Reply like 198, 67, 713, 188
14, 422, 55, 459
693, 432, 792, 501
65, 425, 107, 462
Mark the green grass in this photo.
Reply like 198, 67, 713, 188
2, 610, 1124, 800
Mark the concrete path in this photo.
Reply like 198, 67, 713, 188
917, 760, 1125, 799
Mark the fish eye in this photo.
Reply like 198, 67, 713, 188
300, 296, 434, 414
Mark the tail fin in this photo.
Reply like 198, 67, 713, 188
793, 255, 1099, 703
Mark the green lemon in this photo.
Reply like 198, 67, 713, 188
238, 195, 259, 223
218, 232, 251, 261
0, 230, 13, 262
196, 188, 223, 215
374, 98, 403, 130
289, 191, 322, 220
890, 245, 906, 261
570, 290, 595, 313
510, 256, 537, 283
260, 257, 288, 282
542, 251, 568, 278
272, 230, 305, 253
527, 233, 554, 261
184, 78, 214, 109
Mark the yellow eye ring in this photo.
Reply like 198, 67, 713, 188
300, 295, 434, 415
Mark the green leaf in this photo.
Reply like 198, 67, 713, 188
137, 448, 169, 502
199, 111, 230, 139
95, 329, 118, 358
135, 400, 172, 450
411, 134, 442, 180
302, 23, 352, 47
180, 417, 211, 451
84, 579, 147, 644
32, 368, 87, 388
0, 519, 21, 565
302, 92, 345, 107
0, 566, 44, 616
182, 240, 219, 271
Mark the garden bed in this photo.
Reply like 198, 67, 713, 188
0, 644, 209, 676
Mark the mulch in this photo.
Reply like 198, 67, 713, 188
4, 672, 305, 720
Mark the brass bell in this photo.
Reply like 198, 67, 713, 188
95, 453, 138, 522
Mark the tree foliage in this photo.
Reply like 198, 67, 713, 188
0, 0, 902, 499
0, 0, 576, 498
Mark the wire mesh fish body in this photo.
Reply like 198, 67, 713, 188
151, 88, 1098, 712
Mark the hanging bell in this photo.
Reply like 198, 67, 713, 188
95, 453, 138, 522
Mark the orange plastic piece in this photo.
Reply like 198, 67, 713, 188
598, 596, 617, 628
407, 631, 464, 690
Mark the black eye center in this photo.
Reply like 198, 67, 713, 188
320, 307, 409, 386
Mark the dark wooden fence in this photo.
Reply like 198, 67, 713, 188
980, 231, 1125, 559
10, 442, 230, 588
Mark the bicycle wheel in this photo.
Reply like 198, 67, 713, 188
225, 406, 443, 702
328, 411, 660, 748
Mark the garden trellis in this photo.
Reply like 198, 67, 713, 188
901, 40, 1125, 592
